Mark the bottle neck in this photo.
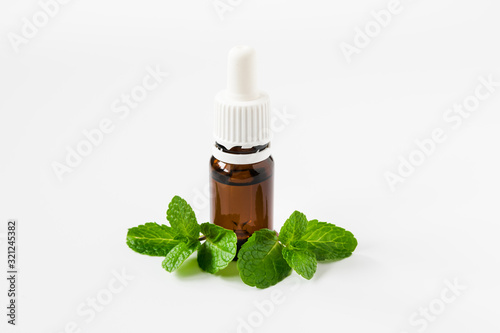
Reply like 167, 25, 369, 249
212, 142, 271, 165
215, 142, 270, 154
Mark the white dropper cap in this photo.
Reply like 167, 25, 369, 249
214, 46, 270, 150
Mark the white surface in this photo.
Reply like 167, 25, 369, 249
1, 1, 499, 332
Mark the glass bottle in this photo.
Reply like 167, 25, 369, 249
209, 46, 274, 252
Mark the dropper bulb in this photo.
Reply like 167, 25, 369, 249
226, 45, 259, 101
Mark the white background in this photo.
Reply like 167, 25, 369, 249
1, 0, 500, 332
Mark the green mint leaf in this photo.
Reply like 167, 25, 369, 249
300, 219, 357, 261
162, 241, 200, 272
288, 239, 308, 250
278, 211, 308, 246
282, 247, 317, 280
237, 229, 292, 288
126, 222, 180, 256
166, 195, 200, 242
197, 223, 237, 274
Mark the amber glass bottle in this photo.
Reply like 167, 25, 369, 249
210, 143, 273, 251
209, 45, 273, 252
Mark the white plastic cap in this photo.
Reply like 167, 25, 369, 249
214, 46, 270, 149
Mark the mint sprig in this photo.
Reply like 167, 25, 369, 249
162, 241, 200, 272
126, 196, 358, 288
278, 210, 307, 246
126, 222, 180, 256
197, 222, 237, 273
127, 196, 234, 274
237, 229, 292, 288
237, 211, 357, 288
166, 195, 200, 242
282, 246, 317, 280
301, 219, 358, 261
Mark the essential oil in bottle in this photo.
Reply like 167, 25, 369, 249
210, 46, 273, 252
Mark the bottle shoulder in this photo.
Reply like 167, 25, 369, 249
210, 155, 274, 185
